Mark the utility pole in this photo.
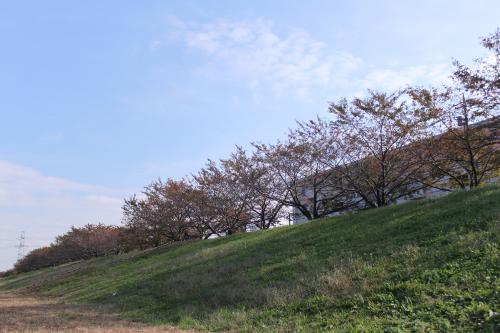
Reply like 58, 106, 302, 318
17, 231, 26, 260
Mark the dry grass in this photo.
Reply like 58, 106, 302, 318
0, 292, 196, 333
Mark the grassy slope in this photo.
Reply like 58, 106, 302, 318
1, 185, 499, 333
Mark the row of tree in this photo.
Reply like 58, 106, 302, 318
13, 224, 125, 272
9, 29, 499, 274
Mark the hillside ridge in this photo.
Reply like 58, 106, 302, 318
2, 184, 500, 333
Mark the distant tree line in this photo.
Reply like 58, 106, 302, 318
8, 29, 499, 275
12, 224, 126, 273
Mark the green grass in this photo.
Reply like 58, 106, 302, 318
2, 184, 500, 332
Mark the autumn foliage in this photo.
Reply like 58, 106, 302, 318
11, 29, 499, 274
14, 224, 125, 273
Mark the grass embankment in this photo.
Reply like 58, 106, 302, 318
1, 185, 499, 332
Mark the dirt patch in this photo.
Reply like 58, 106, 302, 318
0, 293, 197, 333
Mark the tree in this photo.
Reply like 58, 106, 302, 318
185, 184, 219, 239
408, 86, 499, 189
122, 193, 164, 248
224, 147, 285, 229
122, 179, 196, 248
54, 224, 122, 259
151, 179, 201, 241
452, 29, 499, 111
408, 30, 500, 189
14, 224, 125, 273
194, 159, 253, 235
254, 118, 355, 221
14, 246, 58, 272
328, 90, 428, 207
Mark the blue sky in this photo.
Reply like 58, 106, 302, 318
0, 0, 499, 270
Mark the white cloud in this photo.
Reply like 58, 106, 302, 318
0, 160, 126, 271
360, 63, 451, 92
149, 40, 161, 51
86, 195, 124, 205
170, 18, 362, 98
0, 161, 97, 207
168, 18, 455, 102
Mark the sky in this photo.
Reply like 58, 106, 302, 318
0, 0, 499, 271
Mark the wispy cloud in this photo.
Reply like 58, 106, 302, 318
170, 18, 362, 99
359, 63, 451, 92
149, 40, 161, 51
0, 160, 126, 270
166, 17, 456, 101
